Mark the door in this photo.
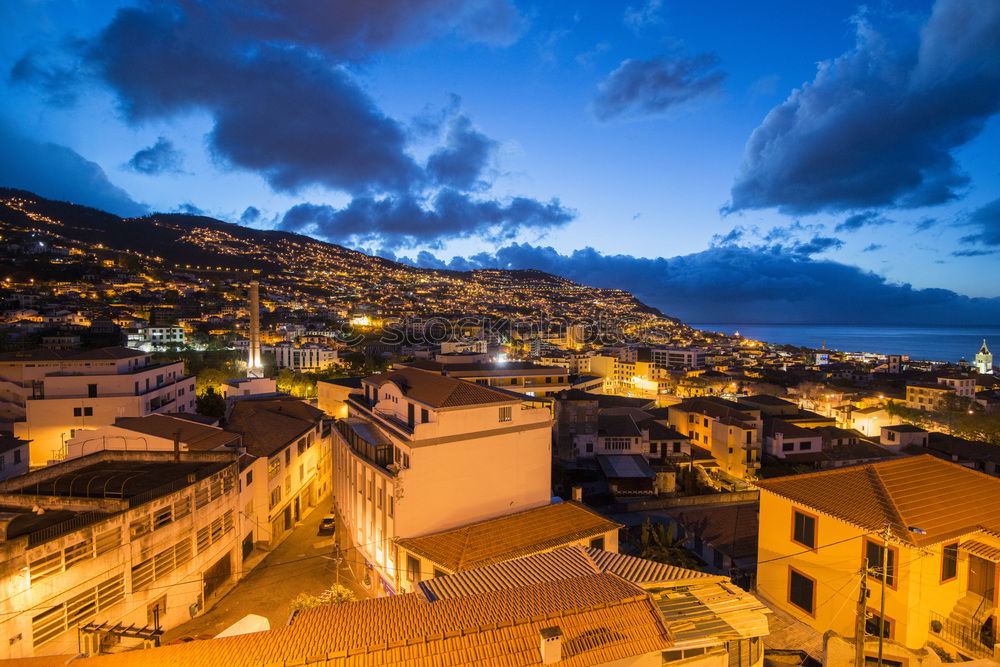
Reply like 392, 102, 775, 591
147, 595, 166, 629
969, 555, 996, 600
284, 505, 292, 531
242, 532, 253, 561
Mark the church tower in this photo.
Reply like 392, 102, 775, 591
975, 339, 993, 374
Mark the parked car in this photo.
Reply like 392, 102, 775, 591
318, 515, 336, 535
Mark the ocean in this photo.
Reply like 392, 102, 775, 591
689, 324, 1000, 363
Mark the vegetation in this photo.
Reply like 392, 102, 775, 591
631, 518, 701, 570
289, 584, 356, 611
195, 386, 226, 420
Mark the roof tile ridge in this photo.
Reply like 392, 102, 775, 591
867, 464, 909, 544
456, 524, 475, 571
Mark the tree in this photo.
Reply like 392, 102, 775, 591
289, 584, 355, 611
196, 368, 229, 396
632, 518, 701, 570
196, 386, 226, 420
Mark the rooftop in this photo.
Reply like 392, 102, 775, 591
665, 503, 759, 560
755, 454, 1000, 546
226, 397, 323, 457
0, 346, 146, 363
364, 366, 519, 409
396, 501, 621, 572
114, 414, 240, 450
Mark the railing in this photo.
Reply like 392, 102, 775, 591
929, 611, 996, 658
27, 510, 107, 547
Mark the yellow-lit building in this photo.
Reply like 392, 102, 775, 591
756, 455, 1000, 664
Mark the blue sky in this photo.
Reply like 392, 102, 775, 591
2, 0, 999, 323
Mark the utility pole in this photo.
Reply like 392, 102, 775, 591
332, 541, 343, 587
877, 523, 891, 667
855, 557, 869, 666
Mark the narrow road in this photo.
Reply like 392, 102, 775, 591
162, 496, 367, 642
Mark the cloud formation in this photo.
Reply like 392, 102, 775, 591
0, 120, 146, 217
592, 54, 725, 121
127, 137, 184, 175
278, 190, 574, 250
960, 197, 1000, 246
426, 114, 497, 190
729, 0, 1000, 214
406, 243, 1000, 324
835, 211, 891, 233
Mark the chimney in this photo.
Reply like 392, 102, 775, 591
173, 430, 182, 463
539, 626, 562, 664
571, 485, 583, 503
247, 281, 263, 378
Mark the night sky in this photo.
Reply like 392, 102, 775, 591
2, 0, 999, 323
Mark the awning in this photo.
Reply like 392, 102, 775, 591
961, 540, 1000, 563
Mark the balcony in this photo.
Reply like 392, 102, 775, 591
929, 610, 996, 659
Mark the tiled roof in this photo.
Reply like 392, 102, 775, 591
755, 454, 1000, 546
397, 502, 622, 572
65, 573, 672, 667
114, 415, 240, 450
665, 504, 759, 560
365, 367, 518, 408
960, 540, 1000, 562
226, 398, 322, 457
417, 545, 716, 603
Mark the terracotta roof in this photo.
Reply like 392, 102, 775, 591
755, 455, 1000, 546
65, 573, 672, 667
416, 545, 716, 603
397, 502, 622, 572
364, 366, 518, 408
960, 540, 1000, 562
226, 398, 322, 457
114, 415, 240, 450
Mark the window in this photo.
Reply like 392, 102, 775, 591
88, 384, 97, 398
13, 449, 20, 464
498, 406, 512, 422
73, 407, 82, 417
788, 568, 815, 615
799, 441, 812, 450
792, 511, 816, 549
865, 609, 892, 638
269, 487, 282, 509
590, 536, 605, 550
941, 542, 959, 582
865, 539, 897, 588
268, 458, 281, 480
650, 442, 657, 454
406, 555, 420, 582
84, 407, 92, 416
284, 449, 291, 465
297, 438, 306, 455
782, 442, 794, 452
421, 408, 429, 423
673, 442, 682, 453
433, 568, 447, 579
245, 470, 253, 486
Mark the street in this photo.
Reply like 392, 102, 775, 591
162, 495, 367, 642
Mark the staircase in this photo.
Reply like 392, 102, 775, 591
936, 592, 996, 659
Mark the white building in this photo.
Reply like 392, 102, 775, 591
125, 326, 186, 351
650, 347, 706, 370
330, 366, 552, 596
976, 339, 993, 374
0, 450, 240, 659
0, 348, 195, 466
269, 342, 339, 372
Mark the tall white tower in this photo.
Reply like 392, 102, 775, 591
247, 281, 264, 378
975, 339, 993, 374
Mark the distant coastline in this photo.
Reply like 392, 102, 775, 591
690, 323, 1000, 363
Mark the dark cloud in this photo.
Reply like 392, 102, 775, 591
174, 203, 203, 215
960, 197, 1000, 245
127, 137, 184, 175
426, 115, 497, 189
0, 119, 146, 217
835, 211, 891, 233
408, 243, 1000, 324
8, 48, 80, 106
788, 236, 843, 256
729, 0, 1000, 214
278, 190, 574, 250
592, 54, 726, 121
86, 8, 420, 194
952, 248, 997, 257
240, 206, 261, 224
863, 243, 884, 252
915, 217, 938, 231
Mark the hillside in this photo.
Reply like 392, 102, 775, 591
0, 187, 680, 327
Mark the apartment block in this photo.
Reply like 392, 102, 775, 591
0, 348, 195, 466
330, 366, 552, 596
668, 397, 763, 480
0, 450, 240, 659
